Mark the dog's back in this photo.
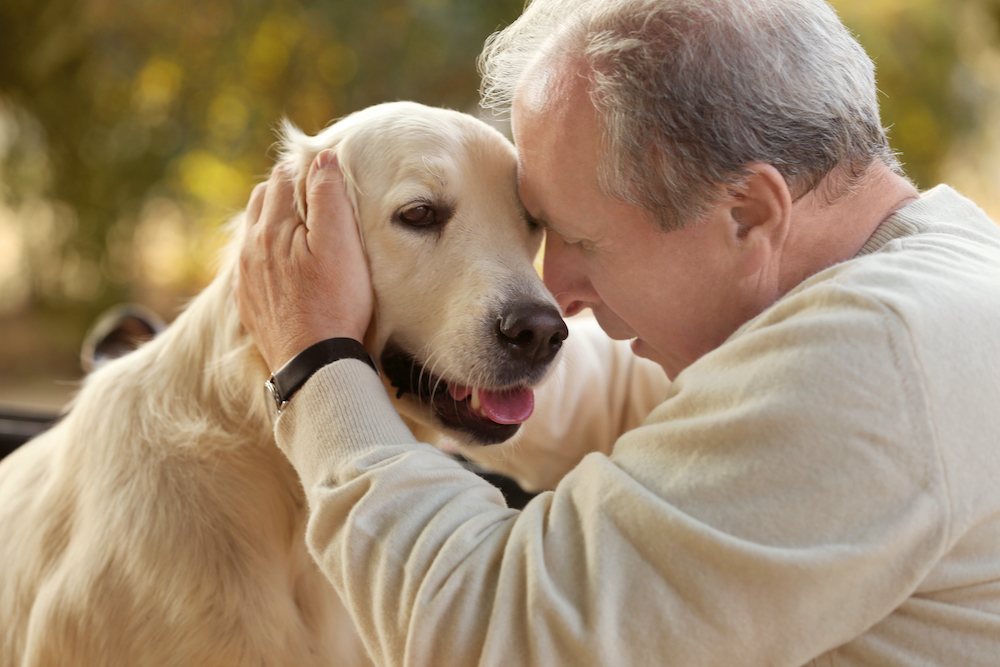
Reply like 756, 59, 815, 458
0, 268, 367, 666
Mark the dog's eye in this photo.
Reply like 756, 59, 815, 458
393, 200, 454, 231
398, 204, 436, 227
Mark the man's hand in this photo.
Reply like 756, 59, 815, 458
235, 149, 374, 371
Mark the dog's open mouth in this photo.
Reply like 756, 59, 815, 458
380, 344, 533, 445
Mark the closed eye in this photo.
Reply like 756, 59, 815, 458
553, 231, 597, 252
525, 212, 542, 231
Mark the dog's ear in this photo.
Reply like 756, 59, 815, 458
277, 119, 322, 222
276, 118, 361, 238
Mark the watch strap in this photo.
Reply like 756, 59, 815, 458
266, 337, 378, 412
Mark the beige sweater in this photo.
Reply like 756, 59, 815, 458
275, 185, 1000, 666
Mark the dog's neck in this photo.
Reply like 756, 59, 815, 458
68, 256, 275, 456
80, 234, 454, 461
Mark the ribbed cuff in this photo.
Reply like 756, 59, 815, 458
274, 358, 423, 489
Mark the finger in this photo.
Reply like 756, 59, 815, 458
245, 182, 268, 227
304, 150, 358, 250
259, 162, 300, 236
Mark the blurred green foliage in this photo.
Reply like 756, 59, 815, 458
1, 0, 999, 403
0, 0, 524, 397
839, 0, 977, 183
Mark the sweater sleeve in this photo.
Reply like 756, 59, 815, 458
274, 280, 949, 667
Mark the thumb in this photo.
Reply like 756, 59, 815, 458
305, 149, 356, 243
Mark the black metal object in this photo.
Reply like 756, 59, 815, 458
0, 408, 540, 510
0, 405, 59, 460
1, 304, 539, 510
0, 302, 161, 461
1, 406, 539, 512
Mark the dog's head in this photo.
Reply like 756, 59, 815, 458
280, 102, 566, 445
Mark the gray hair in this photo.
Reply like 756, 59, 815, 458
479, 0, 901, 230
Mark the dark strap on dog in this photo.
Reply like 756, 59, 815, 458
265, 338, 378, 412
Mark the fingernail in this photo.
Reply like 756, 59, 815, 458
315, 149, 338, 170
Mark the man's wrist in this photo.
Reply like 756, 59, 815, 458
266, 337, 378, 413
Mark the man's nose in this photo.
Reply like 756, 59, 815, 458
542, 237, 595, 318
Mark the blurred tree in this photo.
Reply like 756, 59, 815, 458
837, 0, 977, 189
0, 0, 998, 403
0, 0, 524, 397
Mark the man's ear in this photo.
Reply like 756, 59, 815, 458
726, 163, 792, 275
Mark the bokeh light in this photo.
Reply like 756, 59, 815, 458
1, 0, 999, 407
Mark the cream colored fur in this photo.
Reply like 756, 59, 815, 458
0, 102, 556, 666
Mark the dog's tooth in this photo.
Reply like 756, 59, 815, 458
470, 388, 481, 411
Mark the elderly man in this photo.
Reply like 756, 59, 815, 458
236, 0, 1000, 664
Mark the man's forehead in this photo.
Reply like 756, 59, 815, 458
512, 45, 589, 128
514, 64, 562, 119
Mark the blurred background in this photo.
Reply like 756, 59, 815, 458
2, 0, 1000, 410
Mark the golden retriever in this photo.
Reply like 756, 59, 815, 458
0, 101, 566, 667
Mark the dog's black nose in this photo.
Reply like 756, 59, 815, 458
496, 304, 568, 367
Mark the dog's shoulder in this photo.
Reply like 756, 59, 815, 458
0, 336, 343, 666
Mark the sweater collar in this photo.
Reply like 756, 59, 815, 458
856, 184, 963, 257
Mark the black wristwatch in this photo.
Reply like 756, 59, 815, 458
265, 338, 378, 413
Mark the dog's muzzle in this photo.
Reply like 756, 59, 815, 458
381, 302, 567, 445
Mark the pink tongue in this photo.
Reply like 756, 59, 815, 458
479, 387, 535, 425
446, 382, 535, 425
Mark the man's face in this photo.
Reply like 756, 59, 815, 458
511, 67, 768, 379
